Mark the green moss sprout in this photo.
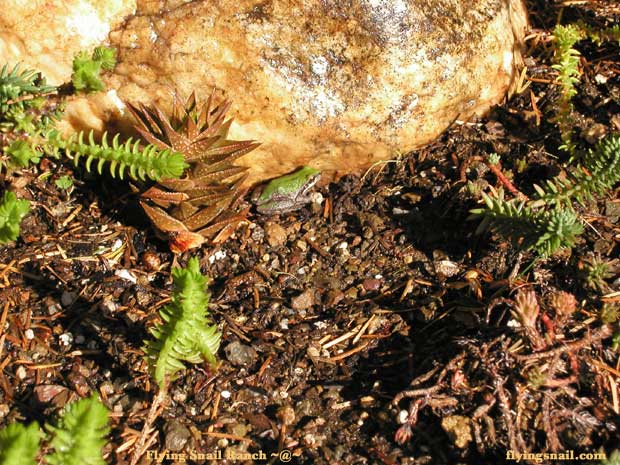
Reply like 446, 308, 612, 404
0, 191, 30, 245
0, 395, 109, 465
71, 46, 117, 93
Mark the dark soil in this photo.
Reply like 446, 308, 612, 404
1, 1, 620, 465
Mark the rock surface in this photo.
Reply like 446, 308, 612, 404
0, 0, 528, 185
0, 0, 135, 85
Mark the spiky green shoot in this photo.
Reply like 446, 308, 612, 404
144, 257, 221, 388
44, 395, 109, 465
471, 190, 583, 258
0, 64, 55, 114
0, 422, 41, 465
47, 130, 188, 181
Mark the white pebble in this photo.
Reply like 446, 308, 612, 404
114, 269, 137, 284
24, 329, 34, 340
16, 366, 27, 380
208, 250, 227, 264
221, 390, 231, 399
59, 333, 73, 346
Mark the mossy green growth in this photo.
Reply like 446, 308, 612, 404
0, 191, 30, 244
3, 140, 41, 171
71, 46, 117, 93
45, 395, 110, 465
0, 422, 41, 465
144, 257, 221, 388
0, 395, 109, 465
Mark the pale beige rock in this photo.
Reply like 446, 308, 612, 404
0, 0, 136, 85
0, 0, 528, 186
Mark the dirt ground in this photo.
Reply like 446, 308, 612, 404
1, 1, 620, 464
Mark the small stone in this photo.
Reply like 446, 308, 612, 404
24, 329, 34, 340
115, 269, 137, 284
164, 420, 191, 452
265, 222, 287, 248
99, 296, 118, 313
325, 290, 344, 307
100, 381, 115, 396
16, 366, 27, 380
59, 333, 73, 347
224, 341, 258, 367
61, 291, 77, 307
291, 289, 315, 310
434, 259, 460, 278
141, 251, 161, 271
34, 384, 69, 403
362, 278, 381, 291
46, 299, 62, 315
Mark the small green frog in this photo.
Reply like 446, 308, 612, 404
252, 166, 321, 214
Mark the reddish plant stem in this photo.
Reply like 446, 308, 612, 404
486, 162, 529, 200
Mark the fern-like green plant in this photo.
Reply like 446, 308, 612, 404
470, 190, 583, 257
552, 24, 584, 154
0, 422, 41, 465
0, 191, 30, 244
532, 136, 620, 207
144, 257, 221, 388
471, 134, 620, 257
46, 130, 188, 181
71, 46, 117, 93
44, 395, 109, 465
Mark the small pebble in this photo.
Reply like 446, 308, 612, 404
16, 366, 27, 380
141, 251, 160, 271
224, 341, 258, 367
24, 329, 34, 340
61, 291, 77, 307
164, 420, 191, 452
115, 269, 137, 284
265, 222, 287, 247
59, 333, 73, 346
291, 289, 315, 310
208, 250, 227, 263
47, 301, 62, 315
362, 278, 381, 291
